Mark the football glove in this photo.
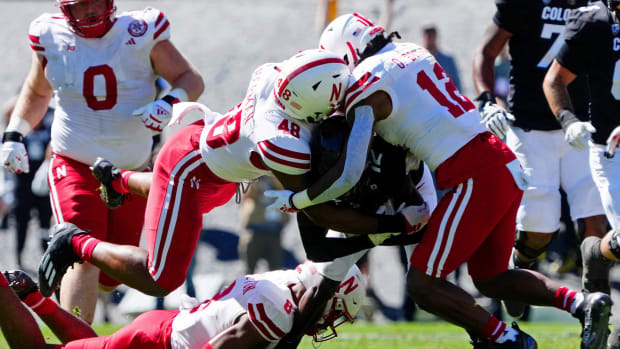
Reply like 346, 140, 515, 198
480, 103, 515, 139
398, 202, 430, 234
133, 88, 188, 133
565, 121, 596, 151
605, 125, 620, 158
1, 131, 29, 174
264, 189, 299, 213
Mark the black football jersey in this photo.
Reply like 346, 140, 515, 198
494, 0, 590, 130
557, 1, 620, 144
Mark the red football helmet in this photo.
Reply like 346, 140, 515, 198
57, 0, 116, 38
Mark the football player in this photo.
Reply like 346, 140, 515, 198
0, 0, 204, 323
266, 13, 612, 348
38, 49, 429, 303
0, 261, 363, 349
543, 1, 620, 347
472, 0, 610, 320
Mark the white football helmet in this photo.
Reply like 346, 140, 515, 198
296, 261, 365, 342
319, 13, 385, 71
273, 49, 349, 123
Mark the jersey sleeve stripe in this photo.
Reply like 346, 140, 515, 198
256, 303, 286, 338
28, 35, 40, 44
30, 44, 45, 52
257, 142, 310, 170
277, 58, 347, 97
153, 20, 170, 40
263, 140, 311, 160
345, 76, 380, 110
155, 11, 165, 27
248, 303, 278, 341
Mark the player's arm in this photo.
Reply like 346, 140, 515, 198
472, 22, 511, 97
1, 52, 53, 174
208, 314, 270, 349
0, 273, 46, 349
542, 59, 577, 117
289, 91, 392, 210
150, 40, 204, 101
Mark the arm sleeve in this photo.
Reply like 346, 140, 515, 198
293, 106, 374, 208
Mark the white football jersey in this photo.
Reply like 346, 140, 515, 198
28, 8, 171, 169
345, 42, 487, 171
199, 63, 313, 182
170, 269, 300, 349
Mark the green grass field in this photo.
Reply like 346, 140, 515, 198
0, 321, 584, 348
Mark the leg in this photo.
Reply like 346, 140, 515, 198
0, 273, 46, 349
59, 263, 100, 323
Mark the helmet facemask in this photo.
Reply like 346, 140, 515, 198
57, 0, 116, 38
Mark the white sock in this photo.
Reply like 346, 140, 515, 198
571, 293, 585, 314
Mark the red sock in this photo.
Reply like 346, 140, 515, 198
482, 314, 507, 342
23, 291, 58, 316
111, 170, 135, 194
0, 273, 7, 287
72, 234, 101, 263
554, 286, 578, 312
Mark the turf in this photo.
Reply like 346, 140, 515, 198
0, 321, 584, 348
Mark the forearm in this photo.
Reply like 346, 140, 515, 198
303, 203, 403, 234
8, 86, 51, 136
472, 50, 496, 95
543, 74, 573, 117
292, 106, 374, 209
0, 285, 46, 349
40, 307, 97, 343
169, 68, 204, 101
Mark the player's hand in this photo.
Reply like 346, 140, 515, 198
605, 125, 620, 158
564, 121, 596, 151
133, 98, 175, 134
265, 189, 299, 213
398, 202, 430, 234
133, 88, 188, 134
1, 140, 29, 174
480, 102, 515, 139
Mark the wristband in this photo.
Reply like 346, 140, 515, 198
557, 109, 580, 132
376, 214, 406, 233
5, 117, 32, 137
162, 87, 189, 105
2, 131, 24, 143
291, 189, 313, 210
475, 91, 495, 109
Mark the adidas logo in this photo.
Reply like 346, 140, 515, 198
125, 38, 136, 46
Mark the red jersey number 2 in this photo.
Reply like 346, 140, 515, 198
417, 62, 475, 118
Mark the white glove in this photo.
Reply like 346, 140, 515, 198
398, 202, 430, 234
605, 125, 620, 158
564, 121, 596, 151
264, 189, 299, 213
1, 141, 29, 174
480, 102, 515, 139
133, 88, 188, 133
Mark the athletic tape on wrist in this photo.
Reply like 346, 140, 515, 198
291, 189, 313, 210
6, 117, 32, 137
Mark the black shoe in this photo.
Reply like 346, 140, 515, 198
574, 292, 612, 349
38, 223, 85, 297
3, 270, 38, 300
467, 329, 493, 348
91, 157, 124, 209
493, 322, 537, 349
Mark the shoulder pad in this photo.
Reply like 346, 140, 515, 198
257, 134, 311, 175
246, 280, 294, 342
345, 67, 384, 112
28, 13, 64, 52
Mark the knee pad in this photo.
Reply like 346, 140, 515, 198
608, 230, 620, 260
514, 230, 558, 261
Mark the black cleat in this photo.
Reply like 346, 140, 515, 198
91, 157, 124, 209
574, 292, 612, 349
3, 270, 38, 300
38, 223, 85, 297
493, 322, 537, 349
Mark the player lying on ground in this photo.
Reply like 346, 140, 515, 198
0, 261, 363, 349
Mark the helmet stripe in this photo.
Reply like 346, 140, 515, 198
353, 13, 374, 26
346, 42, 359, 63
277, 58, 347, 97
